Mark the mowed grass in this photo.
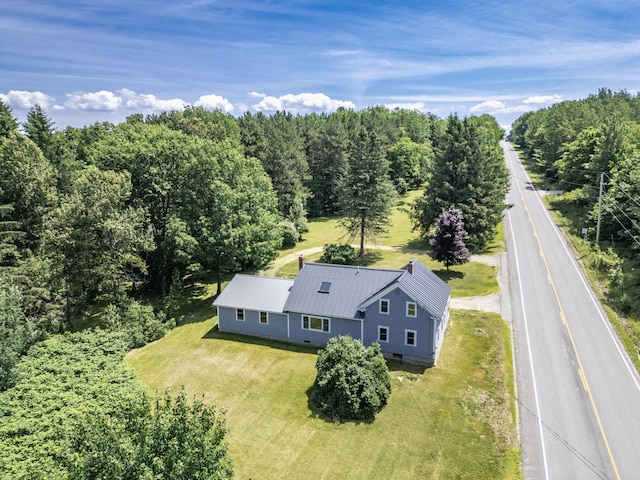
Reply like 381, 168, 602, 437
127, 309, 519, 480
276, 189, 428, 259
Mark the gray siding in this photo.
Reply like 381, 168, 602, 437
218, 306, 289, 339
362, 286, 435, 364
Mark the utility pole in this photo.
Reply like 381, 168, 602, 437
595, 172, 604, 245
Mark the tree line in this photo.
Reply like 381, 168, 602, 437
0, 100, 508, 477
509, 88, 640, 331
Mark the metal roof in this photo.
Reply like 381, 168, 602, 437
283, 263, 403, 319
215, 260, 451, 320
397, 260, 452, 318
212, 274, 294, 313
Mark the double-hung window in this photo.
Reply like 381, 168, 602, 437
405, 329, 417, 347
302, 315, 330, 333
406, 302, 417, 318
379, 299, 390, 314
236, 309, 245, 321
378, 326, 389, 343
259, 311, 269, 324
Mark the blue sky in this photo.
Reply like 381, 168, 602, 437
2, 0, 640, 130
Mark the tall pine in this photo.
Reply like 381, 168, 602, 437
24, 105, 55, 160
338, 129, 396, 257
413, 115, 508, 251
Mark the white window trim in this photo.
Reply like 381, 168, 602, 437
236, 308, 245, 321
379, 298, 390, 315
406, 301, 417, 318
259, 311, 269, 324
302, 315, 330, 333
405, 329, 417, 347
378, 325, 389, 343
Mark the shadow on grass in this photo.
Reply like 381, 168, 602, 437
403, 237, 430, 251
432, 269, 465, 281
356, 251, 383, 266
174, 294, 217, 326
202, 325, 321, 355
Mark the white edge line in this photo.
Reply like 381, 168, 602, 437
506, 206, 551, 480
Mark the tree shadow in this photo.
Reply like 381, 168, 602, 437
356, 251, 383, 266
403, 237, 430, 251
432, 269, 465, 281
385, 358, 429, 375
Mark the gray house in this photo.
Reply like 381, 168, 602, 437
213, 257, 451, 366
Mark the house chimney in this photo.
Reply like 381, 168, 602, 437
407, 261, 413, 274
299, 254, 305, 270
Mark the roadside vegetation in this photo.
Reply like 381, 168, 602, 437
509, 88, 640, 369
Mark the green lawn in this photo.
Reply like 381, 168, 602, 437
127, 309, 519, 479
276, 189, 428, 259
127, 190, 517, 478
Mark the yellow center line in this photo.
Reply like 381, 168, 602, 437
510, 152, 622, 480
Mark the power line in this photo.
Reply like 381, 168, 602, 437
601, 202, 640, 249
603, 172, 640, 210
601, 197, 640, 234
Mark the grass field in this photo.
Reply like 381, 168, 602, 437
127, 309, 519, 479
126, 189, 519, 478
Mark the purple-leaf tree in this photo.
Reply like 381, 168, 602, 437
429, 206, 471, 270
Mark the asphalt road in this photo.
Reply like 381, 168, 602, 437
502, 142, 640, 479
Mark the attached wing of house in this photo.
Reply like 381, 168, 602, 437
212, 259, 451, 366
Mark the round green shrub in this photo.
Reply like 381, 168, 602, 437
310, 335, 391, 421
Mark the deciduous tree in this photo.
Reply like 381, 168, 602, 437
429, 206, 471, 270
43, 166, 153, 319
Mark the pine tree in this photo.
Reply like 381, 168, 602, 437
338, 129, 396, 257
429, 206, 471, 270
412, 114, 508, 251
24, 104, 55, 159
0, 100, 18, 138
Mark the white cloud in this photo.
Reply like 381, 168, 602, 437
522, 94, 563, 104
234, 102, 249, 113
194, 94, 234, 113
384, 102, 428, 111
248, 91, 267, 98
65, 90, 122, 111
470, 100, 506, 113
1, 90, 55, 110
253, 95, 283, 112
120, 89, 187, 111
470, 100, 533, 115
252, 92, 355, 114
